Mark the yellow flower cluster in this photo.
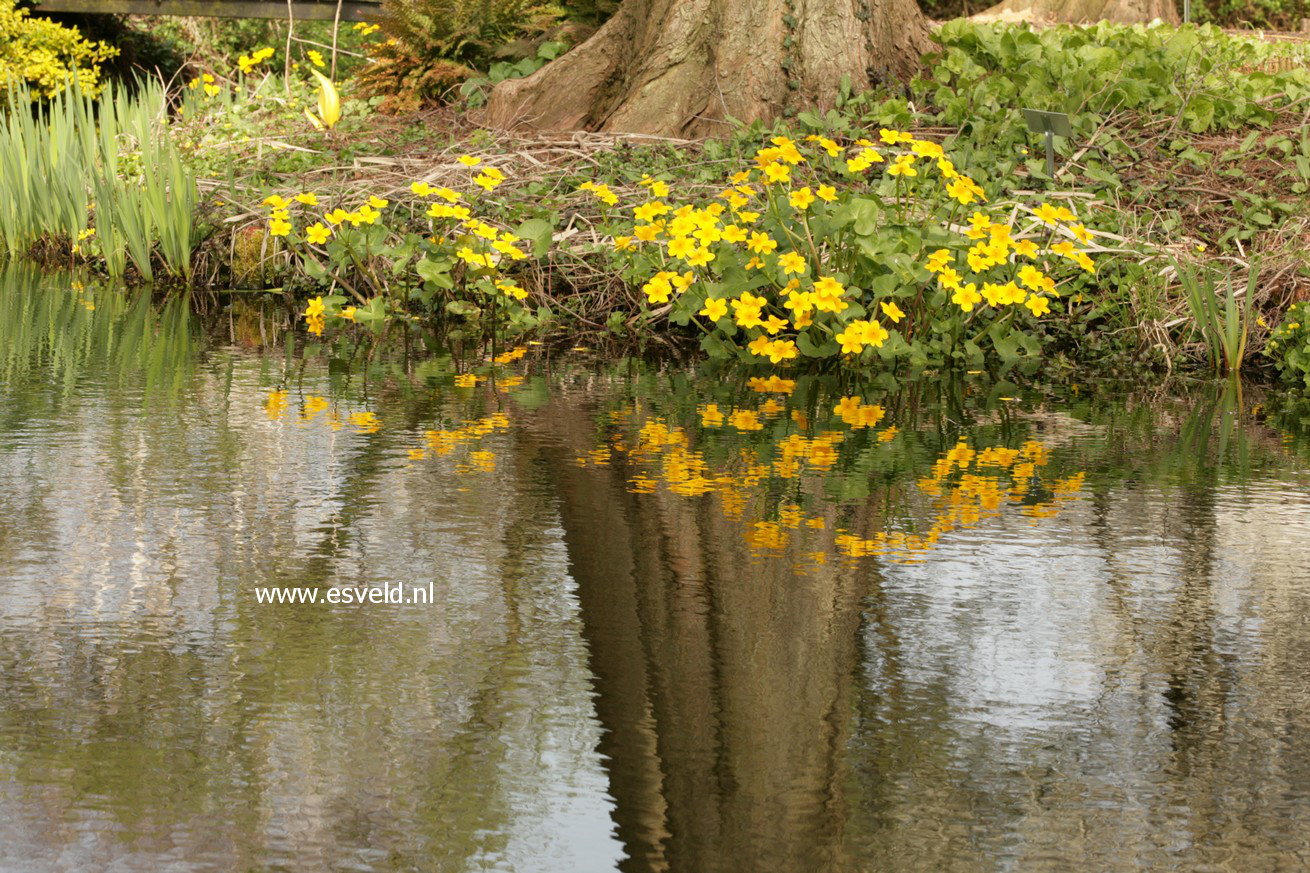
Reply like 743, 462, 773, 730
304, 296, 325, 336
237, 47, 275, 75
187, 72, 221, 97
606, 129, 1100, 370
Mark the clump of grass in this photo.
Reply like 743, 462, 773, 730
1176, 259, 1258, 375
0, 77, 197, 282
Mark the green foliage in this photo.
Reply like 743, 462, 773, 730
1176, 259, 1257, 374
458, 39, 568, 108
358, 0, 568, 108
915, 0, 1310, 31
0, 78, 197, 282
1266, 300, 1310, 388
560, 0, 619, 24
0, 0, 116, 98
1191, 0, 1310, 30
382, 0, 563, 66
924, 21, 1310, 151
818, 22, 1310, 364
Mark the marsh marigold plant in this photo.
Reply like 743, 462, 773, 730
251, 157, 539, 336
598, 131, 1101, 368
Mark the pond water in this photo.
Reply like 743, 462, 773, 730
2, 271, 1310, 872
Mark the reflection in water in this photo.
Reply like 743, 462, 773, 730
0, 271, 1309, 871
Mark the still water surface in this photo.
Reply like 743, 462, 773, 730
2, 272, 1310, 872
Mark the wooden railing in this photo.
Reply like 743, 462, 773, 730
34, 0, 382, 21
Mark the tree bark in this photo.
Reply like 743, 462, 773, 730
484, 0, 934, 138
973, 0, 1178, 25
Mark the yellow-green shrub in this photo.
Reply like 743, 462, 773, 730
0, 0, 116, 98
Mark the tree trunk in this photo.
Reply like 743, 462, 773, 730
973, 0, 1178, 25
484, 0, 934, 138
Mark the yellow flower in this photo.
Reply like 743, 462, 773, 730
1012, 239, 1039, 258
836, 328, 865, 355
699, 297, 728, 321
458, 155, 481, 167
789, 187, 816, 210
946, 177, 980, 205
816, 185, 837, 202
268, 218, 292, 237
721, 224, 748, 244
1025, 294, 1051, 317
811, 276, 846, 312
880, 300, 905, 323
642, 274, 673, 304
307, 49, 325, 68
687, 247, 715, 267
762, 162, 791, 185
938, 267, 963, 291
925, 249, 952, 273
304, 296, 325, 335
952, 282, 982, 312
340, 306, 356, 321
1033, 203, 1062, 225
367, 195, 389, 210
747, 232, 777, 255
306, 223, 331, 244
911, 139, 944, 159
766, 339, 798, 364
887, 155, 917, 177
294, 192, 318, 206
778, 252, 807, 275
633, 201, 669, 222
667, 237, 696, 260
